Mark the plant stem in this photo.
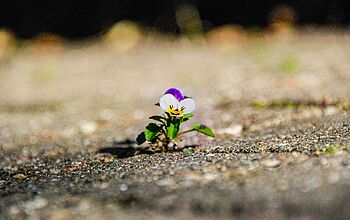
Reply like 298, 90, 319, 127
178, 129, 195, 136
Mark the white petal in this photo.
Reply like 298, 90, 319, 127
179, 98, 195, 114
159, 94, 179, 111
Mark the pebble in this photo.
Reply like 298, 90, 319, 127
13, 173, 27, 180
119, 183, 128, 191
50, 169, 60, 174
262, 159, 281, 168
291, 152, 300, 157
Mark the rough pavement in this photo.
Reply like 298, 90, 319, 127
0, 31, 350, 219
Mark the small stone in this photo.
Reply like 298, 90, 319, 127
119, 183, 128, 191
13, 173, 27, 180
212, 146, 226, 153
50, 169, 60, 174
314, 150, 321, 156
262, 159, 281, 168
291, 152, 300, 157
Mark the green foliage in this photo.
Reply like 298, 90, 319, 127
325, 146, 335, 154
136, 97, 215, 151
250, 101, 267, 109
192, 123, 215, 137
145, 123, 161, 141
136, 132, 146, 145
176, 4, 203, 40
280, 56, 299, 74
167, 122, 180, 140
181, 113, 193, 122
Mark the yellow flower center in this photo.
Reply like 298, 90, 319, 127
167, 105, 184, 116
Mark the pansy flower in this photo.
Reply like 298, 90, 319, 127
159, 87, 195, 117
136, 87, 214, 149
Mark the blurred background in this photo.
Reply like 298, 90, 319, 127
0, 0, 350, 151
0, 0, 349, 39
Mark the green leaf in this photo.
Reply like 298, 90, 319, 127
149, 115, 165, 123
136, 132, 146, 145
181, 113, 193, 122
192, 123, 215, 137
325, 146, 335, 154
145, 123, 161, 141
167, 123, 180, 140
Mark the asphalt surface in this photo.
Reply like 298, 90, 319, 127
0, 30, 350, 219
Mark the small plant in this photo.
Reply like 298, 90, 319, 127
136, 87, 214, 151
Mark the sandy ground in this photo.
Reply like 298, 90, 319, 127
0, 30, 350, 219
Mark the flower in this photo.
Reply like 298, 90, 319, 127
164, 87, 185, 101
160, 87, 195, 117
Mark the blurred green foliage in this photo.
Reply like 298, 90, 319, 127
279, 56, 299, 74
176, 4, 203, 40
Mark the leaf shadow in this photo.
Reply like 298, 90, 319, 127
97, 139, 154, 159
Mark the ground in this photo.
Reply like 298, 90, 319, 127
0, 30, 350, 219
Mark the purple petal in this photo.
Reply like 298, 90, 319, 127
164, 87, 185, 101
